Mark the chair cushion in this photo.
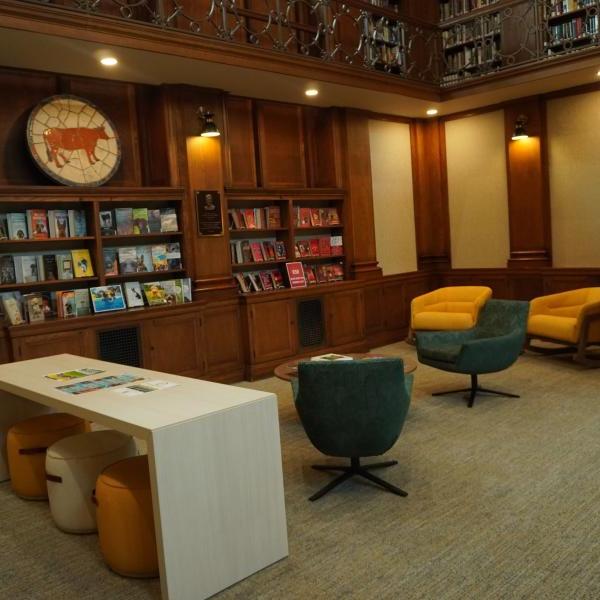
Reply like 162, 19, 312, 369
418, 342, 463, 364
413, 311, 474, 331
528, 314, 578, 344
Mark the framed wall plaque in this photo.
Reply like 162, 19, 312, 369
196, 190, 223, 236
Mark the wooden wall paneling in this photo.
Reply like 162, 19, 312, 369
510, 273, 545, 300
443, 269, 511, 298
223, 96, 258, 188
0, 68, 57, 185
255, 101, 307, 188
363, 283, 385, 335
410, 119, 451, 270
11, 329, 96, 362
0, 329, 12, 364
339, 109, 382, 279
541, 270, 600, 295
247, 299, 298, 363
202, 302, 245, 378
504, 96, 552, 267
326, 288, 365, 346
382, 280, 405, 331
61, 76, 143, 187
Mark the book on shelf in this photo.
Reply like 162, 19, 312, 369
1, 292, 25, 325
162, 279, 185, 304
267, 206, 281, 228
330, 235, 344, 256
103, 248, 119, 276
285, 262, 307, 288
132, 208, 150, 234
309, 239, 320, 256
234, 272, 250, 293
135, 246, 153, 273
318, 237, 331, 256
250, 242, 264, 262
148, 209, 162, 233
7, 213, 28, 240
151, 244, 168, 271
258, 271, 274, 291
166, 243, 182, 270
272, 270, 285, 289
240, 240, 252, 264
246, 272, 262, 292
23, 292, 45, 323
26, 209, 49, 240
118, 247, 138, 274
14, 255, 39, 283
71, 249, 94, 278
160, 208, 178, 232
90, 285, 126, 313
305, 265, 317, 286
327, 207, 341, 225
0, 255, 16, 285
56, 254, 74, 280
0, 215, 8, 240
242, 209, 256, 229
124, 281, 145, 308
115, 208, 134, 235
142, 281, 168, 306
295, 240, 311, 258
68, 209, 87, 237
274, 240, 286, 260
99, 210, 116, 236
298, 207, 311, 228
73, 288, 91, 316
310, 208, 322, 227
42, 255, 58, 281
57, 290, 76, 318
48, 209, 69, 238
262, 241, 276, 261
294, 206, 341, 227
182, 278, 192, 302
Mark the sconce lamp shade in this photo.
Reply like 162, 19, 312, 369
511, 115, 529, 140
197, 106, 220, 137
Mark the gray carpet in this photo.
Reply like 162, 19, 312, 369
2, 343, 600, 599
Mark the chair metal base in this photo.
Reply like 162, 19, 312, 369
309, 456, 407, 502
432, 374, 519, 408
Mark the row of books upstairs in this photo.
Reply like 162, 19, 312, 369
228, 206, 281, 230
440, 0, 499, 21
0, 277, 193, 325
99, 207, 179, 236
0, 249, 94, 285
0, 209, 87, 240
234, 260, 345, 295
441, 12, 501, 47
547, 0, 597, 18
546, 14, 599, 46
103, 243, 182, 275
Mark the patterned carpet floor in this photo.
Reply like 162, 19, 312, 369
1, 342, 599, 599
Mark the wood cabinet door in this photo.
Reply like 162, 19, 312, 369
326, 289, 365, 346
248, 299, 297, 363
143, 313, 205, 377
383, 281, 405, 330
203, 303, 244, 376
363, 285, 385, 334
12, 329, 95, 361
256, 101, 307, 188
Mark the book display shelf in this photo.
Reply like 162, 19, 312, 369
0, 187, 192, 327
544, 1, 599, 55
439, 0, 503, 86
226, 189, 346, 295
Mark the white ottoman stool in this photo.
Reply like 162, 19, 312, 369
46, 430, 137, 533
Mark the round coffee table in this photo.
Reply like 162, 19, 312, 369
274, 353, 418, 382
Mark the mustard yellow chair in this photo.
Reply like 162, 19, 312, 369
527, 288, 600, 366
411, 286, 492, 334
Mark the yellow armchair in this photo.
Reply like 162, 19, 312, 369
411, 286, 492, 332
527, 288, 600, 366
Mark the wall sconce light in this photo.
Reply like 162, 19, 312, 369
197, 106, 220, 138
511, 115, 529, 141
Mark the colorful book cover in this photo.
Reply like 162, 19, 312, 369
30, 209, 49, 239
52, 210, 69, 238
60, 290, 76, 318
304, 265, 317, 285
331, 263, 344, 281
162, 279, 184, 304
309, 238, 320, 256
316, 264, 329, 283
271, 270, 285, 289
247, 272, 262, 292
132, 208, 149, 234
234, 273, 249, 294
285, 262, 306, 288
143, 281, 168, 306
298, 208, 311, 228
243, 209, 256, 229
151, 244, 168, 271
330, 235, 344, 256
135, 246, 153, 273
42, 255, 58, 281
319, 237, 331, 256
99, 210, 116, 236
68, 209, 87, 237
310, 208, 322, 227
89, 285, 126, 313
1, 294, 24, 325
274, 240, 286, 260
327, 207, 341, 225
160, 208, 178, 232
56, 254, 74, 280
7, 213, 28, 240
0, 255, 16, 285
259, 271, 274, 291
118, 247, 138, 274
229, 209, 242, 230
267, 206, 281, 228
124, 281, 145, 308
23, 293, 45, 323
297, 240, 311, 257
103, 248, 119, 276
250, 242, 264, 262
20, 255, 39, 283
115, 207, 134, 235
262, 241, 276, 261
73, 288, 91, 316
41, 292, 55, 318
148, 209, 162, 233
71, 249, 94, 278
166, 243, 182, 270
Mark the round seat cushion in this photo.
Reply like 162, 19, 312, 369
96, 455, 159, 578
46, 430, 137, 533
7, 413, 86, 500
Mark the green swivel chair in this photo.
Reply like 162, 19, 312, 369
416, 299, 529, 408
293, 358, 413, 502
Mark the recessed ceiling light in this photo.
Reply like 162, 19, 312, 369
426, 108, 439, 116
100, 57, 118, 67
597, 69, 600, 77
305, 88, 319, 97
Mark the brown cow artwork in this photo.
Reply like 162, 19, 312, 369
43, 126, 110, 168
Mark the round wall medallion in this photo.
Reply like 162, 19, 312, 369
27, 94, 121, 187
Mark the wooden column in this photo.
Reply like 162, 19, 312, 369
339, 109, 382, 280
504, 97, 552, 267
161, 84, 237, 300
410, 119, 451, 271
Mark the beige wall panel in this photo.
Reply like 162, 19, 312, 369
547, 91, 600, 268
445, 111, 510, 268
368, 119, 417, 275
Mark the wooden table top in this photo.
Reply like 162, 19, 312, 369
274, 353, 418, 382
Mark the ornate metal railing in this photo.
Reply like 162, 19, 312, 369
20, 0, 600, 86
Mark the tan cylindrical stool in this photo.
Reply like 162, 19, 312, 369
46, 430, 137, 533
7, 413, 86, 500
95, 454, 159, 578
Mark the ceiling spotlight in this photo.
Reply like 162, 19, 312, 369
511, 114, 529, 141
426, 108, 439, 116
305, 88, 319, 97
197, 106, 220, 138
100, 57, 118, 67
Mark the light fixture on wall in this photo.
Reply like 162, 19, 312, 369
426, 108, 439, 116
197, 106, 220, 137
511, 115, 529, 140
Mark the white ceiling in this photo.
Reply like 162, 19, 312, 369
1, 27, 599, 118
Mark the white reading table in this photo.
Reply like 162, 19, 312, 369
0, 354, 288, 599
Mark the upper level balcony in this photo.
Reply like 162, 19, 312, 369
1, 0, 600, 102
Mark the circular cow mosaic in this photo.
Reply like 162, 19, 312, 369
27, 95, 121, 187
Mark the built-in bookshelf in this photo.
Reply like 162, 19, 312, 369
363, 14, 407, 74
0, 188, 192, 326
440, 0, 502, 86
226, 190, 346, 294
544, 0, 599, 55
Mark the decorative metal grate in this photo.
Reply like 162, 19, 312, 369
97, 326, 142, 367
297, 298, 325, 347
17, 0, 600, 87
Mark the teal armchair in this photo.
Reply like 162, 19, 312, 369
294, 358, 413, 501
416, 299, 529, 408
